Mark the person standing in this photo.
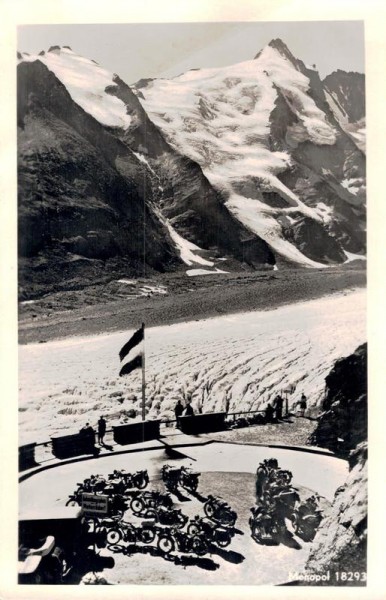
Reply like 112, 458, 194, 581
184, 399, 194, 416
298, 394, 307, 417
273, 395, 284, 420
174, 400, 184, 427
264, 402, 274, 423
97, 416, 107, 445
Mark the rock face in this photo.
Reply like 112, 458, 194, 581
323, 70, 365, 124
323, 70, 365, 153
306, 443, 367, 583
18, 59, 180, 296
18, 41, 366, 296
309, 343, 367, 456
304, 344, 367, 584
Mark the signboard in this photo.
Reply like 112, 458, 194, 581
81, 493, 109, 517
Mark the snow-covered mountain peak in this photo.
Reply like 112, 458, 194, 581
19, 46, 132, 129
135, 43, 346, 267
258, 38, 298, 65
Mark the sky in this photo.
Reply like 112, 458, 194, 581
18, 21, 365, 84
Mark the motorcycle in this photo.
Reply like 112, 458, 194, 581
105, 520, 156, 546
87, 474, 108, 492
66, 476, 108, 505
107, 493, 128, 518
249, 505, 285, 545
180, 466, 200, 492
290, 498, 324, 541
157, 527, 208, 556
130, 490, 174, 515
187, 515, 233, 548
161, 465, 181, 493
267, 485, 300, 521
144, 505, 188, 529
108, 469, 149, 490
204, 495, 237, 527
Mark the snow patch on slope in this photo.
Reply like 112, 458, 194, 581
226, 193, 326, 268
153, 206, 213, 267
344, 251, 366, 263
187, 268, 228, 276
20, 47, 132, 129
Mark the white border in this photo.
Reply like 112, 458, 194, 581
1, 1, 385, 599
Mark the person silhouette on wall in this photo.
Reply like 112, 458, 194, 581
97, 416, 107, 445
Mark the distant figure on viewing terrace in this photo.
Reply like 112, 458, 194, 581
264, 402, 274, 423
80, 422, 94, 439
174, 400, 184, 426
273, 394, 284, 420
297, 393, 307, 417
184, 399, 194, 416
97, 416, 107, 444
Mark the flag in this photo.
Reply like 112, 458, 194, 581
119, 325, 144, 362
119, 354, 142, 377
119, 324, 144, 377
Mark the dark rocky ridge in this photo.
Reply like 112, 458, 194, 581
309, 343, 367, 456
323, 70, 365, 124
18, 60, 180, 293
266, 43, 366, 256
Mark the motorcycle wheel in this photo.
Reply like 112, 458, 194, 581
204, 501, 214, 518
130, 497, 145, 514
137, 476, 148, 490
187, 523, 200, 536
191, 536, 208, 556
140, 527, 156, 544
65, 499, 79, 507
107, 528, 122, 544
157, 534, 175, 554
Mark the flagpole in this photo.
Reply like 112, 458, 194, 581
141, 322, 146, 421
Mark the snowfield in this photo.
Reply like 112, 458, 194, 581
19, 290, 366, 445
20, 47, 132, 129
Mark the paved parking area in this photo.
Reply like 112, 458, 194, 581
19, 442, 348, 585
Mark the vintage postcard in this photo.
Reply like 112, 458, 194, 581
1, 1, 385, 599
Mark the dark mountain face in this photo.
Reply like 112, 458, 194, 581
17, 41, 366, 297
323, 70, 365, 124
18, 60, 180, 296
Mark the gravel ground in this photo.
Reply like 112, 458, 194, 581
19, 266, 365, 344
204, 417, 317, 447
